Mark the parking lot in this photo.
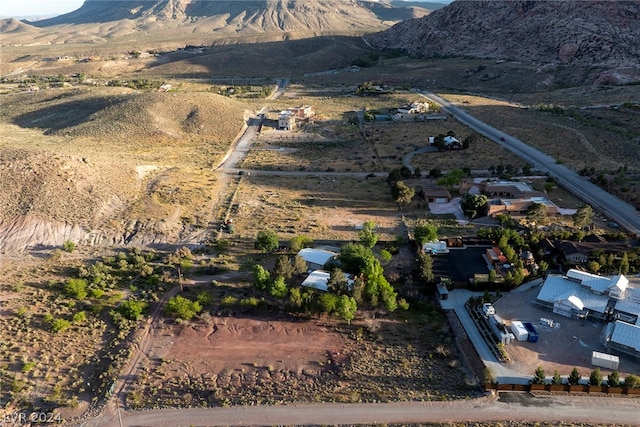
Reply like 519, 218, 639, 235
493, 285, 640, 379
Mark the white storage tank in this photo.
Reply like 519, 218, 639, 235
591, 351, 619, 370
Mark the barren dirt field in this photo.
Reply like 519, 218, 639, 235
126, 280, 478, 409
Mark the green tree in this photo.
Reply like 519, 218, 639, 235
532, 366, 546, 384
589, 367, 603, 386
436, 168, 464, 190
391, 181, 415, 209
488, 269, 497, 283
318, 292, 339, 313
568, 367, 581, 385
433, 134, 446, 151
339, 243, 374, 273
270, 276, 288, 298
292, 255, 308, 276
165, 295, 202, 320
359, 221, 379, 248
290, 235, 313, 252
572, 205, 594, 228
552, 369, 563, 385
253, 265, 271, 291
414, 222, 438, 245
288, 287, 303, 311
273, 255, 295, 281
336, 295, 357, 324
619, 252, 630, 275
118, 300, 148, 320
255, 229, 279, 253
460, 193, 488, 218
526, 202, 548, 225
416, 252, 434, 284
623, 374, 640, 388
607, 371, 620, 387
328, 268, 350, 295
64, 278, 88, 300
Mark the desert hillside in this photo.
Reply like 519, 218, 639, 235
366, 0, 640, 84
1, 0, 432, 46
0, 88, 249, 251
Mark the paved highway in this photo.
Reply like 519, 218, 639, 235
420, 92, 640, 237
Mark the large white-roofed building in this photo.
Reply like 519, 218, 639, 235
537, 269, 640, 359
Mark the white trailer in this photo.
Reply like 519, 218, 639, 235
510, 320, 529, 341
591, 351, 619, 370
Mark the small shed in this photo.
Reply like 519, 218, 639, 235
301, 270, 331, 292
296, 248, 338, 271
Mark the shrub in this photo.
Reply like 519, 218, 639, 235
253, 265, 271, 291
72, 311, 86, 324
568, 368, 581, 385
270, 276, 288, 298
290, 235, 313, 252
607, 371, 620, 387
165, 296, 202, 320
22, 361, 36, 373
50, 318, 71, 333
318, 293, 339, 313
624, 374, 640, 389
255, 229, 279, 253
221, 295, 238, 307
531, 366, 546, 384
118, 300, 148, 320
64, 278, 88, 300
552, 370, 563, 385
589, 367, 603, 386
62, 240, 76, 253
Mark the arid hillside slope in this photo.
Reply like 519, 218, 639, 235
367, 0, 640, 85
0, 88, 249, 252
1, 0, 432, 46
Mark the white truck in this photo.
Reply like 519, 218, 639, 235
482, 303, 495, 317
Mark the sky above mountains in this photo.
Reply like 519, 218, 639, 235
2, 0, 451, 20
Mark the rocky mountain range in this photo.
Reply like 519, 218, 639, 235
0, 0, 435, 45
366, 0, 640, 84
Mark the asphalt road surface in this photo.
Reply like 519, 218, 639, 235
78, 395, 640, 426
420, 92, 640, 237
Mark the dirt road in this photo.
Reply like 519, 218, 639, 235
78, 394, 640, 426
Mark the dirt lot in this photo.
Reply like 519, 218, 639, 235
125, 280, 479, 409
494, 285, 640, 378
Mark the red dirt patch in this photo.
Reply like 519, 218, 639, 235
150, 315, 347, 376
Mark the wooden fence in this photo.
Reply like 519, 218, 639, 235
485, 383, 640, 395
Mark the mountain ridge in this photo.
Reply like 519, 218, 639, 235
366, 0, 640, 84
0, 0, 435, 44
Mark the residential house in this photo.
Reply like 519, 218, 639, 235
443, 136, 462, 150
557, 241, 589, 264
397, 101, 429, 115
422, 187, 452, 203
486, 196, 560, 218
278, 110, 295, 130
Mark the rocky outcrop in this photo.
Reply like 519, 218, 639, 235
366, 0, 640, 84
